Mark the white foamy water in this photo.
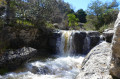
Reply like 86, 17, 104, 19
56, 30, 75, 56
1, 56, 84, 79
0, 30, 86, 79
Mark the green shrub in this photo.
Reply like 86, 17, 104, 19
99, 22, 114, 33
45, 22, 55, 29
83, 22, 96, 31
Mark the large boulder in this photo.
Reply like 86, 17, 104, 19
0, 47, 37, 70
76, 42, 112, 79
111, 11, 120, 78
103, 28, 114, 43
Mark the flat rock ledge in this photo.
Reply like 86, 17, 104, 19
76, 42, 112, 79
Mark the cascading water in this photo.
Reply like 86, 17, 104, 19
57, 30, 75, 56
0, 30, 87, 79
83, 35, 91, 53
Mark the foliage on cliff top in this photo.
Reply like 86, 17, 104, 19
85, 0, 119, 31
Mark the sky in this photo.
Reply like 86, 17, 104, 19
64, 0, 120, 11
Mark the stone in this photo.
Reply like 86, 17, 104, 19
48, 32, 61, 53
0, 47, 37, 70
87, 31, 100, 49
53, 23, 59, 28
0, 27, 55, 55
73, 32, 87, 54
111, 11, 120, 78
73, 31, 100, 54
103, 28, 114, 43
76, 42, 112, 79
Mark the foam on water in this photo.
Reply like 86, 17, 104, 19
1, 56, 84, 79
0, 30, 87, 79
56, 30, 76, 56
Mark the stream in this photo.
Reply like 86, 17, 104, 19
0, 30, 88, 79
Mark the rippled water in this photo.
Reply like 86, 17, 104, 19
1, 56, 84, 79
0, 30, 86, 79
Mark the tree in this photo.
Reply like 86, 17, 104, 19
66, 9, 74, 14
87, 0, 103, 17
67, 14, 79, 27
86, 0, 119, 30
76, 9, 87, 23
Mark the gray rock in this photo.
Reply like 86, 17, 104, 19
48, 32, 61, 53
73, 31, 100, 54
73, 32, 87, 54
76, 42, 112, 79
103, 28, 114, 43
111, 11, 120, 78
0, 47, 37, 70
87, 31, 100, 37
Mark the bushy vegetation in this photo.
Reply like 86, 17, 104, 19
67, 14, 79, 27
0, 0, 72, 29
0, 0, 119, 30
85, 0, 119, 31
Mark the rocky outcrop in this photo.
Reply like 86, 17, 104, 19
87, 31, 100, 49
48, 30, 100, 54
76, 42, 112, 79
73, 31, 100, 54
73, 32, 87, 54
0, 47, 37, 70
0, 27, 55, 55
49, 31, 61, 53
103, 28, 114, 43
111, 11, 120, 78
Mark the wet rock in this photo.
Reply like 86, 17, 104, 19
87, 31, 100, 49
0, 47, 37, 70
87, 31, 100, 37
73, 31, 100, 54
0, 27, 55, 55
103, 28, 114, 43
111, 11, 120, 78
48, 32, 61, 53
53, 23, 59, 28
73, 32, 87, 54
76, 42, 112, 79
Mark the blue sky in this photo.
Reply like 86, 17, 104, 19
64, 0, 120, 11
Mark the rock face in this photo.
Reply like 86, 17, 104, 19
73, 32, 87, 54
76, 42, 112, 79
111, 11, 120, 78
0, 47, 37, 70
103, 28, 114, 43
73, 31, 100, 54
48, 30, 100, 54
0, 27, 55, 55
49, 32, 61, 53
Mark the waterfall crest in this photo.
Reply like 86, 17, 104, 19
56, 30, 97, 56
0, 30, 101, 79
57, 30, 75, 56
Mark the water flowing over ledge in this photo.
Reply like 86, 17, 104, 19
0, 30, 101, 79
1, 56, 84, 79
55, 30, 100, 55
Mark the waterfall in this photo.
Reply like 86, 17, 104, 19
83, 36, 91, 53
56, 30, 75, 56
0, 30, 101, 79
